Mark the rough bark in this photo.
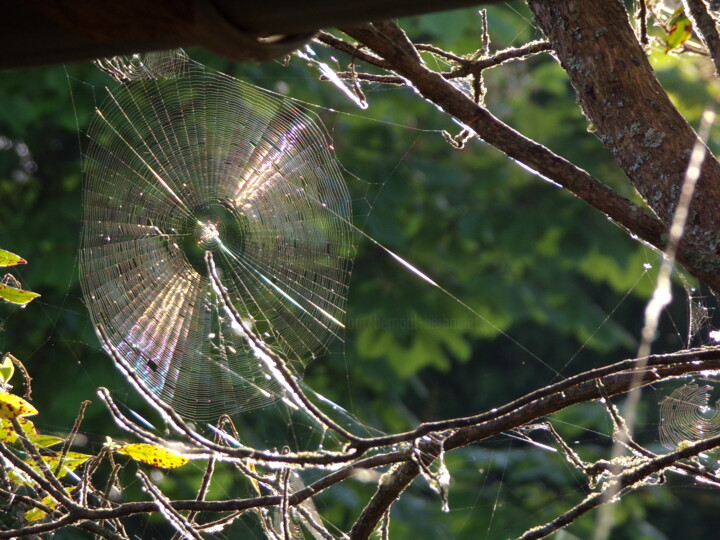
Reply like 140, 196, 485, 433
528, 0, 720, 269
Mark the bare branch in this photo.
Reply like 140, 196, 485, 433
517, 432, 720, 540
415, 43, 467, 63
54, 399, 90, 477
315, 31, 391, 70
338, 18, 720, 291
637, 0, 649, 45
335, 24, 695, 270
453, 40, 551, 74
349, 460, 422, 540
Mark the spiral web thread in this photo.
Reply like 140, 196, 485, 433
659, 381, 720, 450
80, 52, 354, 422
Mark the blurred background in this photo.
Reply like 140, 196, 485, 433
2, 4, 719, 539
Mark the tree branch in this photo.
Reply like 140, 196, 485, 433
349, 460, 422, 539
528, 0, 720, 266
4, 347, 720, 538
517, 431, 720, 539
328, 39, 552, 85
335, 22, 720, 290
315, 31, 391, 70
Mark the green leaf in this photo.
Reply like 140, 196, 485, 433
0, 249, 26, 267
0, 282, 40, 305
0, 353, 15, 383
28, 434, 64, 448
115, 443, 190, 468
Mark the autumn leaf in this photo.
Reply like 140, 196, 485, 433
666, 7, 693, 53
115, 443, 190, 469
27, 452, 92, 479
247, 460, 261, 496
0, 416, 36, 443
0, 281, 40, 306
25, 494, 60, 522
0, 390, 38, 419
0, 249, 27, 267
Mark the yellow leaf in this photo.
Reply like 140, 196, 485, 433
7, 466, 34, 486
116, 443, 189, 469
0, 282, 40, 306
0, 353, 15, 383
0, 390, 38, 419
25, 506, 48, 523
25, 494, 60, 522
0, 416, 36, 443
28, 452, 92, 479
0, 249, 26, 267
247, 460, 261, 496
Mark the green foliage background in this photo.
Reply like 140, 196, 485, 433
1, 5, 719, 539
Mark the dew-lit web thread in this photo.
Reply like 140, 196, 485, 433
659, 382, 720, 450
678, 273, 713, 346
94, 50, 190, 82
205, 250, 359, 441
80, 60, 354, 421
688, 295, 711, 344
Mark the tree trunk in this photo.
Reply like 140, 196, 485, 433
529, 0, 720, 278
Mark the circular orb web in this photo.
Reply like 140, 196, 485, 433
80, 61, 353, 421
659, 382, 720, 450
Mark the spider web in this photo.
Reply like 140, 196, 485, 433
659, 381, 720, 450
80, 52, 354, 422
2, 15, 707, 536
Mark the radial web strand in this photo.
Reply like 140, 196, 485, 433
80, 53, 354, 422
94, 50, 191, 82
659, 381, 720, 450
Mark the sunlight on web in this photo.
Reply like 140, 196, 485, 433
94, 50, 190, 82
80, 52, 355, 422
659, 381, 720, 450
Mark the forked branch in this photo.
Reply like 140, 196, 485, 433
328, 21, 720, 291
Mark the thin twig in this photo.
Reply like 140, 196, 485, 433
171, 455, 215, 540
281, 468, 291, 540
54, 400, 90, 477
334, 40, 551, 83
8, 417, 77, 508
415, 43, 467, 63
517, 432, 720, 539
315, 31, 391, 70
7, 353, 33, 400
339, 22, 704, 285
638, 0, 649, 45
545, 422, 587, 471
139, 470, 203, 540
684, 0, 720, 76
205, 251, 363, 444
480, 9, 491, 56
